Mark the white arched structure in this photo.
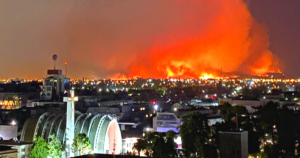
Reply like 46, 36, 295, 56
21, 112, 122, 154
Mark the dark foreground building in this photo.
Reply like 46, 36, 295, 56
219, 131, 248, 158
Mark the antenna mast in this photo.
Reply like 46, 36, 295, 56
65, 61, 68, 78
52, 54, 58, 70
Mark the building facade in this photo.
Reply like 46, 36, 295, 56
0, 140, 32, 158
40, 69, 69, 101
219, 131, 248, 158
153, 112, 181, 133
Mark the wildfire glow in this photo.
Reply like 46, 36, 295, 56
125, 0, 281, 79
200, 74, 214, 80
53, 0, 282, 79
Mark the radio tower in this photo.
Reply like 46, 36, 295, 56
52, 54, 58, 70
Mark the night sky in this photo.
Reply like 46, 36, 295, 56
0, 0, 299, 78
250, 0, 300, 78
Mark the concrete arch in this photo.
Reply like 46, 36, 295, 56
21, 112, 122, 154
20, 112, 50, 142
104, 119, 122, 154
75, 114, 87, 136
33, 112, 50, 141
89, 115, 108, 151
95, 118, 111, 153
80, 114, 93, 134
41, 114, 56, 139
20, 118, 30, 141
48, 114, 64, 141
75, 113, 85, 130
56, 115, 66, 142
41, 113, 57, 140
36, 112, 50, 137
87, 113, 103, 137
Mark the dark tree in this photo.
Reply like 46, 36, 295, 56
179, 112, 210, 158
134, 139, 147, 156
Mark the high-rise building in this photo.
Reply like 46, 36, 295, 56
40, 69, 69, 100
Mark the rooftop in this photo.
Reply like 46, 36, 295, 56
0, 140, 32, 146
121, 128, 144, 138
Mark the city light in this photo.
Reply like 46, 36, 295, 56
11, 120, 16, 126
154, 105, 158, 110
152, 100, 156, 105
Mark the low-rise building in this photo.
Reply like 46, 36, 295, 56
0, 93, 27, 109
153, 112, 181, 133
98, 100, 133, 106
0, 125, 18, 140
0, 140, 32, 158
0, 147, 18, 158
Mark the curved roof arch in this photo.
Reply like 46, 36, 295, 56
22, 112, 122, 154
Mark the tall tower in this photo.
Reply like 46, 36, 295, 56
63, 90, 78, 157
65, 61, 68, 78
52, 54, 58, 70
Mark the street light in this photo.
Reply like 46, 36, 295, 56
11, 120, 16, 126
154, 105, 158, 110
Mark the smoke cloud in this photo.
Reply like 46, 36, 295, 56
0, 0, 281, 78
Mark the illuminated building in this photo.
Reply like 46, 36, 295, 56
123, 137, 138, 155
86, 106, 132, 121
0, 125, 18, 140
40, 69, 69, 101
26, 101, 65, 107
120, 123, 144, 155
153, 112, 181, 133
0, 93, 25, 110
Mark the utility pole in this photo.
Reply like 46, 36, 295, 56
220, 67, 223, 97
65, 61, 68, 78
236, 113, 238, 131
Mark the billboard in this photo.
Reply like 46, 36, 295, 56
47, 69, 62, 75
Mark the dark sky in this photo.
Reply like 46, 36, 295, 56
250, 0, 300, 77
0, 0, 299, 78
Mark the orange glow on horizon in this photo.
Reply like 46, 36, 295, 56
124, 0, 281, 79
